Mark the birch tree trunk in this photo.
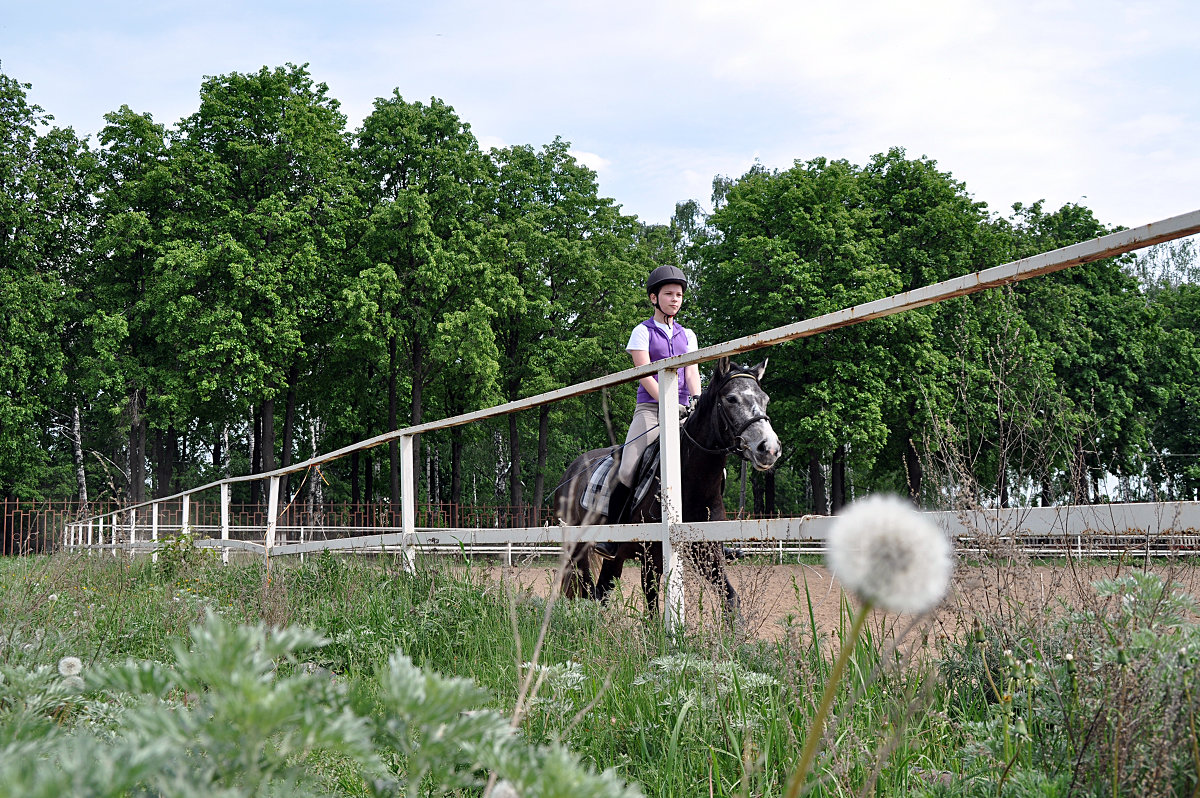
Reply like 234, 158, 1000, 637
73, 404, 88, 507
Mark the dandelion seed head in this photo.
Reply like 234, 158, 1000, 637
62, 675, 85, 691
492, 779, 521, 798
826, 494, 953, 614
58, 656, 83, 677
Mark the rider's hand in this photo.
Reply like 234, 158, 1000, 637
680, 395, 699, 419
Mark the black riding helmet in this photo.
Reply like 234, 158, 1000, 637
646, 265, 688, 296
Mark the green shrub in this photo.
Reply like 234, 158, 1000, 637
0, 609, 641, 797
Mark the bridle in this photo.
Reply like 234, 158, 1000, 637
681, 372, 772, 460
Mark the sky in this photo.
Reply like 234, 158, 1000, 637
2, 0, 1198, 229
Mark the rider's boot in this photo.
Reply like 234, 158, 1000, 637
595, 482, 632, 561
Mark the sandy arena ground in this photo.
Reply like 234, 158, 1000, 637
486, 556, 1200, 652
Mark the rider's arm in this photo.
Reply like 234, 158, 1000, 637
685, 363, 701, 399
630, 349, 659, 401
684, 329, 702, 400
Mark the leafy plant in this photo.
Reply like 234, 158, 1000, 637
0, 609, 640, 797
153, 532, 218, 581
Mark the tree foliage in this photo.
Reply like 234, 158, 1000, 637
0, 64, 1196, 533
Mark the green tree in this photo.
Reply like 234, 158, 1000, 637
1134, 239, 1199, 499
0, 75, 79, 522
857, 148, 995, 502
697, 158, 902, 513
1004, 201, 1152, 503
91, 106, 178, 504
349, 92, 506, 515
486, 138, 643, 520
157, 63, 353, 501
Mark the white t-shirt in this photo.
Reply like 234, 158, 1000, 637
626, 319, 699, 353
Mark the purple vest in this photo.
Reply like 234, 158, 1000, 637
635, 318, 693, 406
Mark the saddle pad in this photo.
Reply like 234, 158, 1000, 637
580, 453, 617, 514
632, 438, 661, 509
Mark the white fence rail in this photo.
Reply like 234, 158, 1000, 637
65, 501, 1200, 558
63, 209, 1200, 630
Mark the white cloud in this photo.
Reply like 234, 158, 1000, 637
3, 0, 1197, 226
569, 149, 611, 174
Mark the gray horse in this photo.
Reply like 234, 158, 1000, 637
555, 357, 781, 615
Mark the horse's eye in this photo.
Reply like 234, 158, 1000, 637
725, 395, 738, 403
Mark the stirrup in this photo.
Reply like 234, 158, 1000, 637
594, 541, 621, 560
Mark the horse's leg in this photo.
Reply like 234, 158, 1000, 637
703, 543, 741, 631
574, 543, 601, 600
557, 542, 589, 599
595, 553, 625, 603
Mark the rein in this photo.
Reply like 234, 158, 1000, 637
681, 372, 771, 459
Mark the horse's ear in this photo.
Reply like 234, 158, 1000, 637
714, 357, 730, 378
751, 357, 768, 381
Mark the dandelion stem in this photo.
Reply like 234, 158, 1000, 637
783, 599, 871, 798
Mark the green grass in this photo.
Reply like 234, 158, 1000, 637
2, 550, 1199, 796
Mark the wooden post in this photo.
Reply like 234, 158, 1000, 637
400, 434, 417, 572
657, 366, 684, 633
181, 495, 190, 537
87, 517, 94, 556
265, 476, 280, 566
220, 483, 231, 565
129, 507, 137, 559
151, 502, 159, 564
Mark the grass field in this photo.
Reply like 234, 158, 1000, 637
2, 545, 1199, 797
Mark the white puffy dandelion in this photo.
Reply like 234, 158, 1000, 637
491, 780, 520, 798
787, 495, 953, 798
58, 656, 83, 677
826, 494, 953, 614
62, 675, 85, 691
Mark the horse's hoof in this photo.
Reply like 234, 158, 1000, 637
594, 542, 620, 560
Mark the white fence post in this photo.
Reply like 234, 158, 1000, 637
400, 434, 417, 572
265, 476, 280, 565
87, 517, 94, 556
181, 495, 190, 537
220, 483, 231, 565
129, 507, 137, 559
151, 502, 159, 564
658, 366, 684, 633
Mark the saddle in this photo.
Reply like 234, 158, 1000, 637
579, 440, 662, 518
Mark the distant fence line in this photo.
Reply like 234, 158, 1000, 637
1, 499, 595, 554
56, 500, 1200, 563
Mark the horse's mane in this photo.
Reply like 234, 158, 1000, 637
688, 361, 758, 428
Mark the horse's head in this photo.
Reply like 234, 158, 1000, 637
705, 357, 781, 471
